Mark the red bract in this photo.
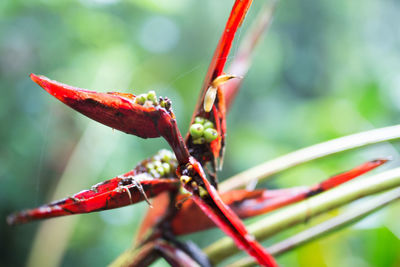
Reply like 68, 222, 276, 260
7, 172, 179, 225
30, 74, 190, 163
186, 0, 253, 176
30, 74, 165, 139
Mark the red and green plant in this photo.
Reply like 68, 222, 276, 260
7, 1, 400, 266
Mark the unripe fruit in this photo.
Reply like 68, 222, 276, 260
160, 150, 172, 162
190, 123, 204, 139
146, 162, 154, 170
162, 163, 171, 174
204, 128, 218, 142
147, 90, 156, 101
150, 169, 159, 178
199, 186, 208, 198
135, 94, 147, 105
192, 137, 206, 145
156, 166, 165, 176
203, 121, 214, 129
153, 160, 162, 168
194, 116, 205, 124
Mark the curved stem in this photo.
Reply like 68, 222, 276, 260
205, 167, 400, 264
220, 124, 400, 192
226, 187, 400, 267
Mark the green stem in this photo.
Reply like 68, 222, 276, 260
220, 124, 400, 192
206, 167, 400, 264
226, 187, 400, 267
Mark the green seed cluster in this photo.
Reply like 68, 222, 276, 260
135, 90, 171, 110
189, 117, 218, 144
145, 149, 177, 178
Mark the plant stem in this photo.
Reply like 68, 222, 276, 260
226, 187, 400, 267
205, 167, 400, 264
220, 124, 400, 192
109, 241, 159, 267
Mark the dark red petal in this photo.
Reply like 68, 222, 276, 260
30, 74, 190, 163
223, 0, 277, 111
201, 0, 253, 86
315, 158, 388, 192
7, 171, 179, 225
31, 74, 161, 138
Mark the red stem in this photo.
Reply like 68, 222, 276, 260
192, 0, 253, 116
186, 157, 278, 267
223, 0, 277, 110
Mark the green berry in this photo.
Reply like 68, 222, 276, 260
147, 90, 157, 101
156, 166, 165, 176
150, 169, 159, 178
162, 163, 171, 174
146, 162, 154, 170
190, 123, 204, 139
179, 186, 190, 195
199, 186, 208, 198
194, 116, 205, 124
204, 128, 218, 142
159, 149, 172, 162
153, 160, 162, 168
192, 137, 205, 145
135, 94, 147, 105
162, 153, 171, 163
203, 121, 214, 129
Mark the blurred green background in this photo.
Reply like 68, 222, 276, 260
1, 0, 400, 266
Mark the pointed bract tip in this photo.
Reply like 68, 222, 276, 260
30, 73, 51, 90
371, 157, 391, 164
211, 74, 241, 87
30, 73, 41, 83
